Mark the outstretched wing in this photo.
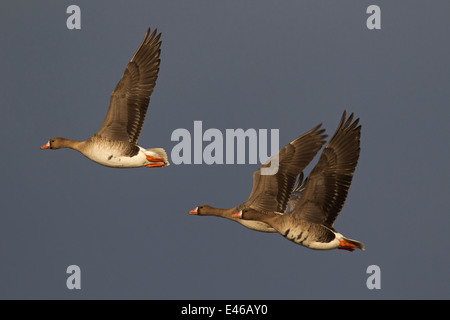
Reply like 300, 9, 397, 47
287, 172, 305, 212
291, 111, 361, 228
96, 28, 161, 145
243, 124, 327, 213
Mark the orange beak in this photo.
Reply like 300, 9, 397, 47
40, 141, 50, 149
231, 211, 242, 218
189, 207, 198, 215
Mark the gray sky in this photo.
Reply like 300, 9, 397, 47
1, 1, 449, 299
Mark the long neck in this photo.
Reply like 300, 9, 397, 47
58, 138, 84, 151
244, 210, 282, 226
202, 206, 236, 218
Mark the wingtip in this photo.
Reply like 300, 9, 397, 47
310, 123, 327, 139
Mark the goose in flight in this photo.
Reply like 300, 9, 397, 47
233, 111, 364, 252
189, 124, 327, 233
40, 28, 169, 168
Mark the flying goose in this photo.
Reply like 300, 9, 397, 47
40, 28, 169, 168
189, 124, 327, 233
233, 111, 365, 251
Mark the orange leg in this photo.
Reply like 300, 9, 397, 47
338, 239, 357, 252
145, 163, 164, 168
145, 155, 165, 163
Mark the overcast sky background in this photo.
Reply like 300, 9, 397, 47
1, 1, 449, 299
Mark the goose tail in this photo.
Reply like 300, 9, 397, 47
145, 148, 170, 166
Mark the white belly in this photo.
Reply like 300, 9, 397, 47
82, 146, 148, 168
237, 220, 277, 233
282, 227, 340, 250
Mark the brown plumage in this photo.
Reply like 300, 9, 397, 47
292, 111, 361, 228
189, 124, 327, 233
97, 28, 161, 149
234, 111, 365, 251
41, 28, 169, 168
